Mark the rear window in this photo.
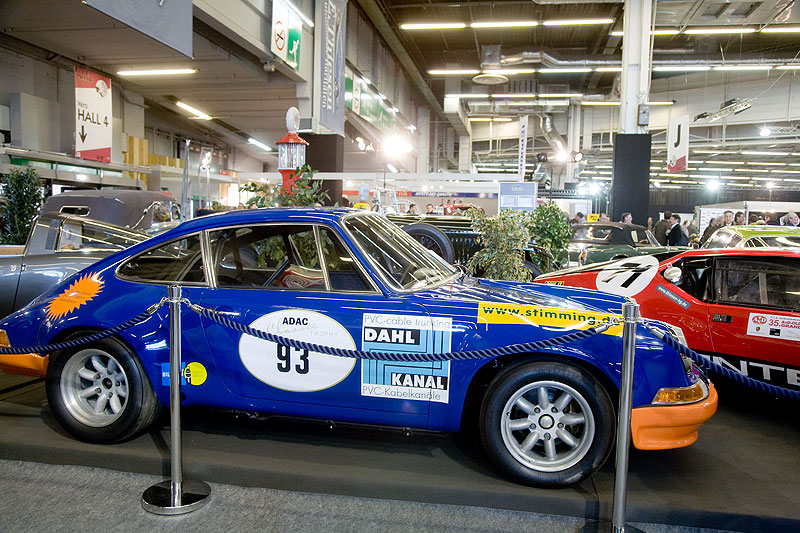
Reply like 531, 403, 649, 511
117, 233, 206, 284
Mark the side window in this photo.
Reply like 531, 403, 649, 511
58, 220, 142, 251
318, 227, 373, 291
118, 233, 206, 284
714, 257, 800, 310
672, 258, 712, 301
209, 225, 325, 290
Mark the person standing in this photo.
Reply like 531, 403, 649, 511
700, 216, 720, 244
734, 211, 746, 225
667, 214, 688, 246
653, 211, 672, 245
785, 211, 799, 227
723, 210, 734, 226
620, 212, 633, 224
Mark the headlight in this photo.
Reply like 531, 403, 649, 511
0, 329, 9, 347
651, 379, 708, 405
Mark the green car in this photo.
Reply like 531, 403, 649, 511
562, 222, 684, 267
701, 224, 800, 249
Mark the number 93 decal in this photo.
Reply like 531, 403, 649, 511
239, 310, 356, 392
595, 255, 659, 297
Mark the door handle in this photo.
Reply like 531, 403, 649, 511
215, 305, 240, 317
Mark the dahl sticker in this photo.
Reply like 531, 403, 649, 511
361, 313, 453, 403
239, 310, 356, 392
46, 273, 103, 320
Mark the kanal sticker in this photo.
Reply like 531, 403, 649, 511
361, 313, 452, 403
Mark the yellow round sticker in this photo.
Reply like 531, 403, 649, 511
183, 362, 207, 386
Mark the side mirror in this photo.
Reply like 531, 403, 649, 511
663, 266, 682, 284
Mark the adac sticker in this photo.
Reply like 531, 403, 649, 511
478, 302, 622, 335
361, 313, 453, 404
160, 362, 207, 386
46, 273, 103, 320
239, 310, 356, 392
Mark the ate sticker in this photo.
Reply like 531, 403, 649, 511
595, 255, 660, 297
239, 310, 356, 392
747, 312, 800, 342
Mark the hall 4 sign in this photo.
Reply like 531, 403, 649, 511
74, 66, 112, 162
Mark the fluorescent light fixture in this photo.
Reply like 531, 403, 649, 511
779, 170, 800, 174
118, 68, 197, 76
671, 180, 697, 184
468, 117, 492, 122
491, 93, 537, 98
471, 21, 538, 28
428, 69, 480, 75
659, 173, 688, 178
581, 101, 620, 106
612, 29, 680, 37
741, 150, 790, 156
248, 138, 272, 152
759, 127, 772, 137
685, 27, 756, 35
653, 65, 710, 72
776, 65, 800, 70
386, 163, 398, 173
713, 65, 773, 71
648, 101, 675, 106
538, 93, 584, 98
543, 19, 614, 26
595, 67, 623, 72
737, 168, 769, 173
176, 101, 212, 120
699, 167, 732, 172
761, 26, 800, 33
767, 181, 777, 189
493, 117, 513, 122
706, 160, 744, 165
694, 149, 738, 154
401, 23, 466, 30
445, 93, 490, 98
707, 180, 721, 190
483, 69, 537, 74
747, 161, 787, 166
361, 77, 372, 85
539, 67, 593, 73
610, 31, 624, 37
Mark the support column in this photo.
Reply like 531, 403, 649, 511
416, 107, 430, 174
458, 134, 471, 172
612, 0, 653, 223
567, 104, 581, 184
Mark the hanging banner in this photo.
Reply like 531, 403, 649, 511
667, 114, 689, 173
518, 115, 529, 179
315, 0, 346, 136
74, 67, 112, 163
271, 0, 302, 70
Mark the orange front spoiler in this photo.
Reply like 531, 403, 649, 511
631, 383, 718, 450
0, 352, 49, 378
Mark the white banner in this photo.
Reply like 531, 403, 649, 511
518, 115, 529, 179
667, 114, 689, 173
74, 67, 112, 162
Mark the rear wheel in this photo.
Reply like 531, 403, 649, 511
480, 361, 614, 487
46, 337, 159, 443
402, 223, 456, 264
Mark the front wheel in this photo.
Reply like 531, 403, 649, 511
46, 337, 159, 443
480, 361, 615, 487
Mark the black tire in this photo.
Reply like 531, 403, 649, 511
523, 260, 544, 279
480, 361, 615, 487
46, 336, 159, 443
402, 223, 456, 264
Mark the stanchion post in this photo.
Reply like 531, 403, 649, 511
142, 285, 211, 515
611, 300, 641, 533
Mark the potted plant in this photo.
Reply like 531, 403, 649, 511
0, 167, 45, 250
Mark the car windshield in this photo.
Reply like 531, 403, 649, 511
746, 235, 800, 248
572, 225, 657, 246
343, 213, 458, 291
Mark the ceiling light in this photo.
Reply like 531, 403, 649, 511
595, 67, 623, 72
248, 138, 272, 152
176, 101, 212, 120
706, 160, 744, 165
653, 65, 710, 72
468, 117, 492, 122
776, 65, 800, 70
694, 149, 738, 154
761, 26, 800, 33
766, 181, 776, 189
698, 167, 732, 172
539, 68, 593, 74
671, 180, 697, 184
493, 117, 512, 122
543, 19, 614, 26
471, 21, 538, 28
685, 27, 757, 35
707, 180, 721, 190
737, 168, 770, 173
386, 163, 399, 173
445, 93, 490, 98
483, 69, 537, 75
491, 93, 537, 98
742, 150, 790, 156
713, 65, 773, 71
428, 69, 481, 75
361, 77, 372, 85
400, 23, 466, 30
378, 93, 387, 100
538, 93, 583, 98
383, 136, 413, 157
611, 29, 680, 37
648, 101, 675, 106
759, 127, 771, 137
747, 161, 787, 166
580, 101, 620, 106
118, 68, 197, 76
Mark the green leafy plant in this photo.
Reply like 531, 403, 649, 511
275, 164, 330, 207
240, 180, 276, 208
523, 201, 571, 271
466, 207, 533, 281
0, 167, 45, 245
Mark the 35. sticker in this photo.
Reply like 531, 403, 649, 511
239, 310, 356, 392
595, 255, 659, 297
747, 312, 800, 342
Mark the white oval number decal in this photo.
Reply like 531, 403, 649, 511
239, 310, 356, 392
595, 255, 659, 297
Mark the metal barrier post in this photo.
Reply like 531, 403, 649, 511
142, 285, 211, 515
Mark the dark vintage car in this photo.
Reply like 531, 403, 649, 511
564, 222, 684, 267
0, 208, 715, 487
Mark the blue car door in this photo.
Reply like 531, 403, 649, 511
197, 222, 442, 421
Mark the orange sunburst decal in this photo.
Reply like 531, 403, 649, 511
46, 273, 104, 321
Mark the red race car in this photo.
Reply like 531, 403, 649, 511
536, 249, 800, 391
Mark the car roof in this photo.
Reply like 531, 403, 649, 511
712, 225, 800, 239
173, 207, 357, 233
677, 247, 800, 259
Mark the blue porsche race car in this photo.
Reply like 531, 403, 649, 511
0, 208, 717, 487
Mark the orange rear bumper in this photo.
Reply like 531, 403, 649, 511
631, 382, 718, 450
0, 352, 49, 378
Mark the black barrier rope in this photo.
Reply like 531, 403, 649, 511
641, 321, 800, 401
0, 299, 166, 355
188, 303, 617, 362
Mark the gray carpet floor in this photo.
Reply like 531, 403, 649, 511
0, 459, 734, 532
